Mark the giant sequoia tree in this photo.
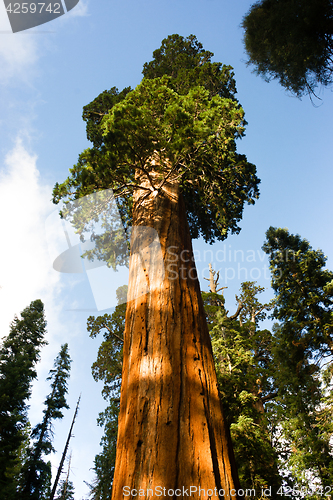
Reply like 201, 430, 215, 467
53, 35, 260, 499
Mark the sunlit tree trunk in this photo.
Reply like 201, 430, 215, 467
111, 168, 240, 500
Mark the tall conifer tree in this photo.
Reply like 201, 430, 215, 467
87, 288, 125, 500
0, 300, 47, 499
53, 35, 260, 498
263, 227, 333, 488
20, 344, 71, 499
204, 282, 281, 494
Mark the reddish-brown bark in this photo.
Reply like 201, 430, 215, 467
111, 172, 240, 499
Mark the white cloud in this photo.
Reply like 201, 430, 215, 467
0, 137, 61, 336
0, 136, 86, 456
0, 0, 88, 86
0, 5, 39, 85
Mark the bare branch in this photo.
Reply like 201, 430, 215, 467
228, 296, 244, 321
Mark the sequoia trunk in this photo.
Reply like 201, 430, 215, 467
111, 171, 240, 499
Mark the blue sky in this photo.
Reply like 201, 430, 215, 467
0, 1, 332, 498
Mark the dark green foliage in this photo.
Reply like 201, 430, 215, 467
205, 283, 281, 493
52, 34, 259, 258
263, 226, 333, 361
53, 76, 259, 249
88, 400, 119, 500
0, 300, 47, 499
142, 34, 238, 100
20, 344, 72, 500
87, 299, 125, 499
201, 290, 226, 330
263, 227, 333, 488
82, 87, 132, 148
79, 33, 238, 159
242, 0, 333, 97
55, 478, 75, 500
89, 307, 124, 399
8, 423, 31, 493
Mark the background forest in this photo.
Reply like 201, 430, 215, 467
0, 0, 333, 499
2, 224, 333, 498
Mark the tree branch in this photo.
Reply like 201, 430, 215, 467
260, 392, 278, 403
228, 295, 244, 320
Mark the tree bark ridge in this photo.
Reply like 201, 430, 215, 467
111, 170, 240, 499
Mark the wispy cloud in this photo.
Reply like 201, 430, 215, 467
0, 137, 61, 335
0, 0, 88, 86
0, 135, 81, 425
67, 0, 89, 17
0, 6, 40, 85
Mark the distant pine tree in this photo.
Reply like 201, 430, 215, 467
0, 300, 47, 499
20, 344, 71, 500
263, 227, 333, 487
204, 280, 281, 493
55, 478, 75, 500
87, 288, 125, 500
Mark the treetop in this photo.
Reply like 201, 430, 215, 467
53, 34, 260, 261
54, 76, 259, 245
142, 34, 238, 100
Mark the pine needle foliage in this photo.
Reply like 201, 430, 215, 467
0, 300, 47, 499
204, 283, 281, 495
242, 0, 333, 97
52, 34, 259, 259
86, 294, 125, 500
263, 227, 333, 489
20, 344, 72, 500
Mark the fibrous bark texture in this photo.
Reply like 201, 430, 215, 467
111, 171, 240, 499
